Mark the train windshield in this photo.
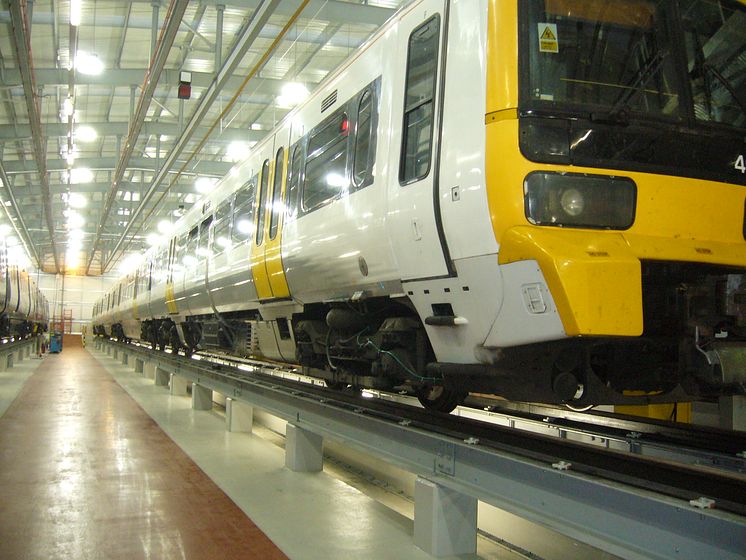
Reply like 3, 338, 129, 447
523, 0, 746, 129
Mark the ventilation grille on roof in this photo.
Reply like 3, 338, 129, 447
321, 90, 338, 113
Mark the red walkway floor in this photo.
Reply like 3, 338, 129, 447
0, 346, 288, 559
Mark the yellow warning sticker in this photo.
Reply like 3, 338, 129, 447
538, 23, 559, 53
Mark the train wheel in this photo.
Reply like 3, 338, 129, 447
416, 385, 466, 413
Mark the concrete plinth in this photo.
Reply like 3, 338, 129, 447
134, 358, 144, 374
24, 345, 31, 358
414, 477, 477, 557
121, 352, 129, 365
192, 384, 213, 411
5, 353, 13, 370
285, 424, 323, 472
226, 399, 253, 433
143, 362, 156, 381
719, 395, 746, 431
106, 345, 111, 355
112, 348, 118, 360
154, 367, 170, 387
170, 374, 188, 396
16, 348, 24, 363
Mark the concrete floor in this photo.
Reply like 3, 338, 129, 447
88, 347, 532, 560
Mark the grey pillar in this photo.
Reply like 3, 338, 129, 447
121, 352, 129, 365
143, 362, 156, 381
414, 477, 478, 557
192, 383, 213, 411
170, 373, 188, 396
226, 398, 253, 433
135, 358, 144, 374
154, 367, 170, 387
719, 396, 746, 431
285, 424, 323, 472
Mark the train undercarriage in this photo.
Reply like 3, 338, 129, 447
101, 263, 746, 412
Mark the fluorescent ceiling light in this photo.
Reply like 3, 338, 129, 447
194, 176, 216, 194
67, 192, 88, 208
70, 0, 81, 26
70, 167, 94, 184
226, 141, 250, 163
157, 220, 173, 234
75, 51, 104, 75
146, 233, 161, 246
66, 212, 85, 229
276, 82, 309, 108
0, 223, 11, 237
76, 125, 97, 142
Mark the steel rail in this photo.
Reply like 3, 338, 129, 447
104, 338, 746, 515
97, 337, 746, 560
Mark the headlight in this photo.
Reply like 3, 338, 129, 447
524, 172, 636, 229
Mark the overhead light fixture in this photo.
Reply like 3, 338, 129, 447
0, 223, 11, 237
66, 153, 76, 166
226, 141, 249, 163
276, 82, 309, 109
75, 51, 104, 75
119, 253, 144, 275
68, 228, 85, 240
70, 0, 82, 26
75, 125, 97, 143
194, 176, 216, 194
157, 220, 173, 235
62, 97, 74, 118
67, 192, 88, 209
66, 211, 85, 229
70, 167, 94, 184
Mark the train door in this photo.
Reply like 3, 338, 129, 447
388, 2, 452, 280
250, 132, 290, 300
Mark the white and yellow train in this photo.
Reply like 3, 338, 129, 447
0, 239, 49, 339
94, 0, 746, 411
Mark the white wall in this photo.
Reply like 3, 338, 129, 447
32, 272, 118, 334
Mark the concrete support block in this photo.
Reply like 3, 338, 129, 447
16, 348, 24, 363
0, 353, 7, 372
24, 345, 31, 358
143, 362, 156, 381
134, 358, 144, 374
106, 345, 111, 355
112, 348, 118, 360
719, 395, 746, 431
414, 477, 478, 557
170, 373, 188, 396
285, 424, 323, 472
226, 398, 253, 433
154, 367, 170, 387
192, 383, 213, 411
121, 352, 129, 365
5, 353, 13, 370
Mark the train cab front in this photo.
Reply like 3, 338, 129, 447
484, 0, 746, 405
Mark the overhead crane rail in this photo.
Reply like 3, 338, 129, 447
97, 337, 746, 560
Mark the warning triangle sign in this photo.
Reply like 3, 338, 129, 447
540, 26, 556, 40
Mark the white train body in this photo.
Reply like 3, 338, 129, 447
0, 240, 49, 337
94, 0, 746, 408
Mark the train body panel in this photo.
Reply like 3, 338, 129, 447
94, 0, 746, 408
0, 238, 49, 338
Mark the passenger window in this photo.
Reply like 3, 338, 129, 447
213, 199, 233, 255
269, 147, 285, 240
184, 226, 198, 266
303, 111, 349, 212
198, 216, 213, 259
256, 159, 270, 246
353, 89, 374, 187
286, 143, 303, 220
232, 177, 257, 245
400, 15, 440, 184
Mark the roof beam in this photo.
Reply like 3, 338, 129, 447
2, 157, 232, 177
88, 0, 189, 269
100, 0, 286, 273
7, 0, 59, 271
0, 121, 264, 143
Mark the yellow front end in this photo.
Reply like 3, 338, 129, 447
486, 0, 746, 339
